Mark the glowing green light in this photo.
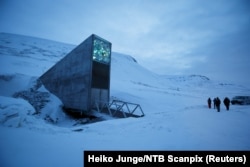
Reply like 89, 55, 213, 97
93, 39, 111, 64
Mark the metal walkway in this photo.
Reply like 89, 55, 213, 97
94, 100, 145, 118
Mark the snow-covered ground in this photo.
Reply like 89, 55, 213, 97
0, 33, 250, 167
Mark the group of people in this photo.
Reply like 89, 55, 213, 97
207, 97, 230, 112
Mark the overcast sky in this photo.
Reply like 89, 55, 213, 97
0, 0, 250, 86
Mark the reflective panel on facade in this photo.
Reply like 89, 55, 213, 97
93, 38, 111, 64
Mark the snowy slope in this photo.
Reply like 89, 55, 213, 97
0, 33, 250, 167
0, 32, 74, 76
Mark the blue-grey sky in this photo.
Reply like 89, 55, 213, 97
0, 0, 250, 86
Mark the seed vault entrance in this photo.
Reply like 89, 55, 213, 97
40, 34, 111, 112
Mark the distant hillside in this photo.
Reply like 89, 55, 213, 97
0, 32, 75, 76
1, 32, 249, 100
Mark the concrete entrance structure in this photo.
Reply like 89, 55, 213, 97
40, 34, 111, 112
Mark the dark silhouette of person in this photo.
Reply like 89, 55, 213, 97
207, 98, 212, 109
223, 97, 230, 111
215, 97, 221, 112
213, 98, 216, 109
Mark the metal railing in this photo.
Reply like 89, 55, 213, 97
94, 100, 145, 118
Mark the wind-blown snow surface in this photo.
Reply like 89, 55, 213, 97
0, 33, 250, 167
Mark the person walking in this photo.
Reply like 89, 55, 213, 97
223, 97, 230, 111
215, 97, 221, 112
207, 98, 212, 109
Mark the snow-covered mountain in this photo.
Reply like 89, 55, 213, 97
0, 33, 250, 167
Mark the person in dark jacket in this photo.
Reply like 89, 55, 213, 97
207, 98, 212, 109
215, 97, 221, 112
223, 97, 230, 110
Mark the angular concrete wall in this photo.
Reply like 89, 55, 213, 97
40, 34, 111, 112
